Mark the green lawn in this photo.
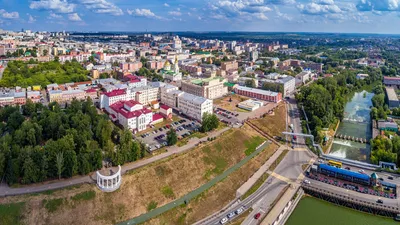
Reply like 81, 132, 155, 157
244, 136, 265, 156
0, 202, 25, 225
71, 190, 96, 201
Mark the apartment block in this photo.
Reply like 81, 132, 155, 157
181, 77, 228, 99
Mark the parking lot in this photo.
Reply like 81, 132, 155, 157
214, 100, 278, 125
137, 117, 201, 152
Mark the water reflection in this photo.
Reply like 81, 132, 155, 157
329, 91, 374, 162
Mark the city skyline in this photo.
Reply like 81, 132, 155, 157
1, 0, 400, 34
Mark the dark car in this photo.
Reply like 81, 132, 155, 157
254, 213, 261, 219
388, 176, 394, 180
377, 199, 383, 204
345, 167, 350, 170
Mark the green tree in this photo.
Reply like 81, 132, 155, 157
166, 128, 177, 146
55, 152, 64, 180
7, 111, 25, 132
22, 99, 36, 117
372, 94, 385, 108
22, 155, 39, 184
201, 113, 219, 132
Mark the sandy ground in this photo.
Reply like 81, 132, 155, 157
0, 125, 263, 225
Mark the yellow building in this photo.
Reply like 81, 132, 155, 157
32, 85, 41, 91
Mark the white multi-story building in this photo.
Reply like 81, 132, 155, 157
259, 73, 295, 97
160, 84, 213, 121
108, 100, 153, 132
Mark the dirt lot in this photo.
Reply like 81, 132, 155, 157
0, 125, 263, 225
250, 103, 286, 137
214, 94, 249, 112
143, 143, 279, 225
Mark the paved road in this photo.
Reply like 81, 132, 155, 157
200, 148, 313, 225
305, 178, 400, 208
239, 148, 312, 225
0, 127, 231, 197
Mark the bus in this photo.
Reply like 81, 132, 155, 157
328, 160, 342, 168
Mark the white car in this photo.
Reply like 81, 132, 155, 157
303, 180, 311, 184
236, 207, 244, 215
359, 169, 365, 174
220, 217, 228, 224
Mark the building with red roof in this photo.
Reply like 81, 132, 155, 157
108, 100, 153, 132
160, 104, 172, 119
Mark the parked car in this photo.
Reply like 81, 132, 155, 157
235, 207, 244, 215
220, 217, 228, 224
227, 212, 235, 218
254, 213, 261, 219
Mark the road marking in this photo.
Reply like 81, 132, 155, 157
293, 148, 308, 152
268, 172, 292, 183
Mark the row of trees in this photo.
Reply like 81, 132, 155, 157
0, 59, 89, 88
0, 98, 145, 185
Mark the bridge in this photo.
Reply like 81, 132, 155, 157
302, 184, 400, 218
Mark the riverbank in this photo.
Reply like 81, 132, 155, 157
328, 90, 373, 162
286, 196, 397, 225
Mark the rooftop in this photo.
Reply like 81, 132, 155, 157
104, 89, 126, 97
235, 86, 279, 97
386, 87, 398, 101
319, 164, 370, 181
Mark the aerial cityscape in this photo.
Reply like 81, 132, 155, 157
2, 0, 400, 225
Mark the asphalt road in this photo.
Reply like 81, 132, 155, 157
305, 178, 400, 208
202, 147, 313, 225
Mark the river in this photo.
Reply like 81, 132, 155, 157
328, 90, 374, 162
285, 196, 397, 225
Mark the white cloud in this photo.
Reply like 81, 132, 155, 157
164, 3, 170, 7
210, 0, 273, 21
68, 13, 82, 21
27, 14, 36, 23
265, 0, 296, 4
48, 12, 63, 19
357, 0, 400, 12
315, 0, 335, 5
79, 0, 123, 16
298, 2, 341, 14
0, 10, 19, 19
254, 12, 269, 20
127, 8, 162, 19
168, 11, 182, 16
29, 0, 75, 13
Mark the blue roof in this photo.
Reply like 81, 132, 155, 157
319, 164, 370, 180
381, 181, 397, 188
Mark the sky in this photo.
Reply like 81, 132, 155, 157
1, 0, 400, 33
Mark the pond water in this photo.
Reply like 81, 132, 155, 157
328, 91, 373, 162
285, 196, 397, 225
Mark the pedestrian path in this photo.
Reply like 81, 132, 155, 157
0, 127, 231, 197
